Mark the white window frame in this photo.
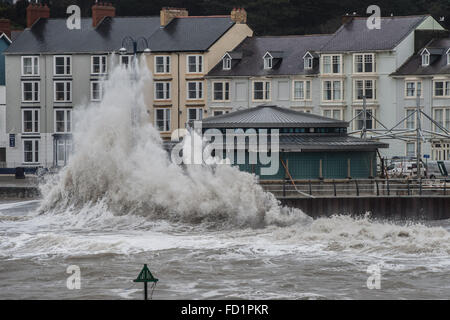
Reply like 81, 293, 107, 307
353, 53, 376, 74
405, 108, 417, 130
212, 81, 230, 102
303, 52, 313, 70
187, 108, 203, 122
23, 139, 39, 164
353, 107, 376, 130
187, 81, 203, 100
447, 49, 450, 65
54, 109, 72, 133
290, 107, 313, 113
322, 80, 343, 102
252, 80, 271, 101
212, 109, 231, 117
91, 55, 107, 75
53, 55, 72, 76
406, 141, 416, 157
21, 56, 39, 76
154, 81, 171, 101
21, 81, 40, 102
22, 109, 40, 134
405, 80, 422, 98
54, 81, 72, 102
322, 108, 344, 120
292, 80, 311, 101
222, 54, 232, 70
154, 108, 171, 132
186, 55, 203, 74
353, 79, 376, 101
433, 107, 450, 133
321, 54, 342, 74
120, 55, 135, 68
90, 81, 104, 102
433, 80, 450, 97
421, 50, 430, 66
154, 55, 171, 74
263, 53, 273, 70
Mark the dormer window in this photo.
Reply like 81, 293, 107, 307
263, 52, 273, 70
421, 49, 430, 67
303, 52, 313, 70
222, 53, 232, 70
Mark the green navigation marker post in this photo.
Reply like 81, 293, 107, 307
134, 264, 159, 300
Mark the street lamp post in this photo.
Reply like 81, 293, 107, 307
118, 36, 150, 145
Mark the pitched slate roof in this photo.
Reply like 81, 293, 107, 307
392, 38, 450, 76
319, 15, 429, 52
201, 105, 347, 128
5, 16, 235, 54
279, 135, 388, 151
207, 34, 332, 77
148, 17, 235, 52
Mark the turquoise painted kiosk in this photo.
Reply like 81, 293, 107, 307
200, 105, 388, 180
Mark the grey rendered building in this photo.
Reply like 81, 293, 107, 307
206, 15, 445, 158
4, 4, 251, 168
392, 37, 450, 161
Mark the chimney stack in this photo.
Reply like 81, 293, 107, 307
160, 7, 188, 27
26, 3, 50, 28
92, 2, 116, 27
0, 19, 11, 39
231, 8, 247, 24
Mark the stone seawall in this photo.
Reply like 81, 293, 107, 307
279, 196, 450, 220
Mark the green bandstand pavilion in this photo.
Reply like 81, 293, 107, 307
200, 105, 388, 180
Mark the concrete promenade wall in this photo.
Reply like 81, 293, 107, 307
279, 196, 450, 220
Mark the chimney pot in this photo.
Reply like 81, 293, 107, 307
92, 2, 116, 27
231, 7, 247, 24
26, 3, 50, 28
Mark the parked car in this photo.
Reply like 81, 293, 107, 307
426, 161, 450, 179
387, 161, 426, 178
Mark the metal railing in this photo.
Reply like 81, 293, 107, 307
260, 178, 450, 198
